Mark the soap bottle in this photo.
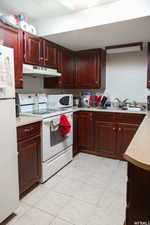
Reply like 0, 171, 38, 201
33, 93, 39, 113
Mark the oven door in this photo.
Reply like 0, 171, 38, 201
42, 112, 73, 161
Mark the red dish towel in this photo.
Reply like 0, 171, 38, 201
60, 114, 71, 137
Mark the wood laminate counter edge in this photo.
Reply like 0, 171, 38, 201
16, 116, 42, 127
124, 112, 150, 171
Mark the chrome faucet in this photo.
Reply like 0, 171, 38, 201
115, 98, 128, 108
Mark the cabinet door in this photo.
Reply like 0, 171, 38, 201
75, 49, 106, 89
18, 136, 41, 195
0, 22, 23, 88
61, 49, 74, 88
44, 48, 74, 89
117, 123, 139, 158
43, 40, 57, 68
76, 112, 93, 150
94, 121, 117, 157
24, 32, 43, 65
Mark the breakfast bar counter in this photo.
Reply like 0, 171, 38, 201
124, 112, 150, 171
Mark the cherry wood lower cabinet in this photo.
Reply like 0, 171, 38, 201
74, 111, 145, 160
75, 111, 93, 152
94, 121, 117, 157
17, 122, 41, 195
125, 163, 150, 225
116, 123, 139, 158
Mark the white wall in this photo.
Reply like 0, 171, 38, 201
105, 46, 150, 103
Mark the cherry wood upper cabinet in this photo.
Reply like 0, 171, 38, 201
75, 49, 106, 89
43, 40, 57, 68
0, 22, 23, 88
24, 32, 43, 66
44, 47, 74, 89
147, 42, 150, 88
61, 48, 74, 88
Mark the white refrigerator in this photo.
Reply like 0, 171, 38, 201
0, 45, 19, 223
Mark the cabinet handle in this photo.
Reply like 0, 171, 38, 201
40, 57, 44, 60
118, 127, 122, 132
113, 127, 116, 131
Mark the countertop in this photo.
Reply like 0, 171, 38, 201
73, 106, 147, 114
124, 112, 150, 172
16, 116, 42, 127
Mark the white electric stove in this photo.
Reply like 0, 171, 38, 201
19, 93, 73, 182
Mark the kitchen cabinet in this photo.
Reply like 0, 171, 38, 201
75, 49, 106, 89
126, 163, 150, 224
74, 111, 145, 160
44, 47, 74, 88
24, 33, 57, 68
24, 32, 43, 66
95, 121, 117, 157
43, 40, 57, 68
0, 22, 23, 88
17, 122, 41, 195
147, 42, 150, 88
76, 111, 93, 151
116, 123, 139, 157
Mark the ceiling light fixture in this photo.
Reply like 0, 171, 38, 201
58, 0, 120, 10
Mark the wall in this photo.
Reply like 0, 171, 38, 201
104, 46, 150, 103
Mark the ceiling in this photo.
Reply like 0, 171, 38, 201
0, 0, 119, 21
44, 16, 150, 50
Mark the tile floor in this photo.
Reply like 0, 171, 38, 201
7, 153, 127, 225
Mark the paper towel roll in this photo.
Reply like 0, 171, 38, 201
20, 20, 29, 32
28, 25, 37, 35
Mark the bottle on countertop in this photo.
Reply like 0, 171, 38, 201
33, 93, 39, 113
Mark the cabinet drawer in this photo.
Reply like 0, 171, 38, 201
77, 111, 93, 118
17, 122, 41, 141
116, 113, 145, 124
93, 112, 116, 122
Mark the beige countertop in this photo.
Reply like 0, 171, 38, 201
73, 106, 146, 114
16, 116, 42, 127
124, 112, 150, 171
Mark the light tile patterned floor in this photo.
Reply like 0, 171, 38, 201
7, 153, 127, 225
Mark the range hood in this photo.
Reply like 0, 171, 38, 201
23, 64, 61, 77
